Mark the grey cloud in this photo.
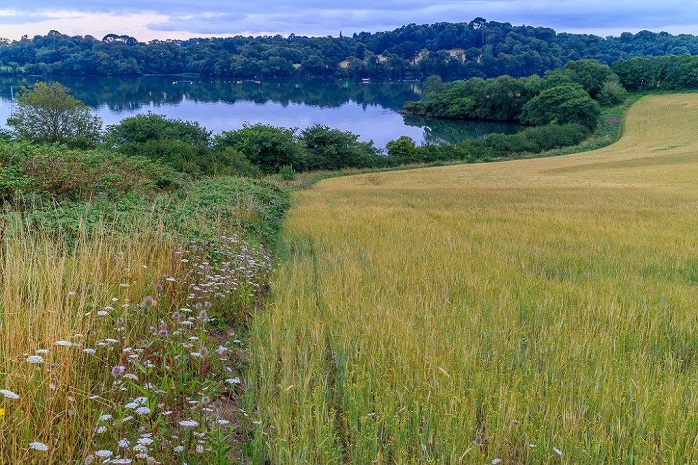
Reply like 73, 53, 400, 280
4, 0, 698, 38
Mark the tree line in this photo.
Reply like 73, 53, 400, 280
403, 59, 627, 129
1, 19, 698, 80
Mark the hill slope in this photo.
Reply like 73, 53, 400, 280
247, 94, 698, 463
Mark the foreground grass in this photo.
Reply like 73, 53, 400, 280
247, 94, 698, 463
0, 177, 288, 463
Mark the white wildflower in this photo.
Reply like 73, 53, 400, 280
94, 450, 113, 458
0, 389, 19, 400
26, 355, 44, 364
178, 419, 199, 428
54, 340, 72, 347
29, 442, 49, 451
135, 406, 151, 416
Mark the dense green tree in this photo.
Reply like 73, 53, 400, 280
386, 136, 419, 162
2, 22, 698, 79
300, 125, 378, 170
7, 81, 102, 147
105, 113, 230, 175
214, 124, 304, 173
520, 84, 600, 129
106, 113, 210, 146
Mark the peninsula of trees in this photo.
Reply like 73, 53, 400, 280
1, 18, 698, 79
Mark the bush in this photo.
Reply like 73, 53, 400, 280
279, 165, 296, 181
214, 124, 305, 173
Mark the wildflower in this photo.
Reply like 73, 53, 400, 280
0, 408, 4, 418
29, 442, 49, 452
196, 444, 204, 453
133, 444, 148, 454
98, 414, 112, 421
137, 437, 154, 446
217, 419, 230, 425
216, 345, 228, 355
54, 340, 72, 347
26, 355, 44, 364
123, 374, 138, 381
36, 349, 50, 354
111, 366, 126, 377
111, 460, 132, 464
173, 445, 184, 453
118, 439, 130, 448
158, 321, 168, 337
135, 406, 151, 416
95, 426, 107, 434
201, 396, 211, 405
178, 419, 199, 428
492, 460, 502, 465
0, 389, 19, 400
165, 277, 176, 282
96, 311, 109, 316
83, 348, 96, 355
553, 447, 563, 456
94, 450, 113, 458
225, 378, 241, 385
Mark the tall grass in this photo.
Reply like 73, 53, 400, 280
0, 214, 177, 461
247, 94, 698, 463
0, 193, 278, 462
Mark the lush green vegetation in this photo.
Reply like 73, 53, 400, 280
613, 54, 698, 91
1, 19, 698, 79
0, 82, 291, 463
247, 94, 698, 463
402, 59, 627, 129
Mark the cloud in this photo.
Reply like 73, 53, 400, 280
1, 1, 697, 41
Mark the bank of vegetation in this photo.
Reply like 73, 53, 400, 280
0, 83, 291, 463
1, 19, 698, 79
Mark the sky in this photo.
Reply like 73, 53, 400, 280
1, 0, 697, 42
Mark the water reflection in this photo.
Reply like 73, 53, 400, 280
0, 77, 519, 148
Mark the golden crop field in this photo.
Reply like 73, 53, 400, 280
247, 94, 698, 463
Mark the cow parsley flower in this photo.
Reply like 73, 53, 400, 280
178, 419, 199, 428
0, 389, 19, 400
29, 442, 49, 451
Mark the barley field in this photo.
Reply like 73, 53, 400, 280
247, 94, 698, 463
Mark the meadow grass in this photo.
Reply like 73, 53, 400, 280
247, 94, 698, 463
0, 198, 278, 463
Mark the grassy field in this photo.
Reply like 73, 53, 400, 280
247, 94, 698, 463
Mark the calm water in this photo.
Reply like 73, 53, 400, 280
0, 76, 519, 148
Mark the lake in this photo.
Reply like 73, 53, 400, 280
0, 76, 519, 149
